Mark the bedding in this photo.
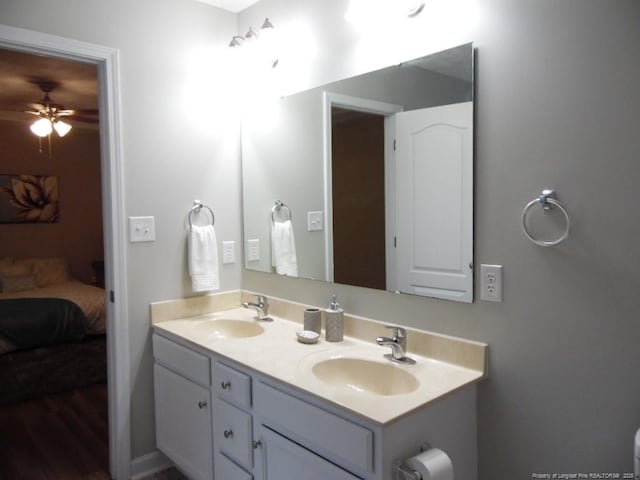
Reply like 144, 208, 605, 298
0, 280, 106, 355
0, 298, 88, 351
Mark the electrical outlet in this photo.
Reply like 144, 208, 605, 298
480, 264, 503, 302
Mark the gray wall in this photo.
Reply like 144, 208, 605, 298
241, 0, 640, 478
0, 0, 241, 459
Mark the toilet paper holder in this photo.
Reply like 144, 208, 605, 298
392, 442, 432, 480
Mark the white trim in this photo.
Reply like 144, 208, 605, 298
130, 451, 173, 480
0, 24, 130, 480
322, 91, 403, 284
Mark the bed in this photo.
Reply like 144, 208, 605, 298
0, 257, 107, 405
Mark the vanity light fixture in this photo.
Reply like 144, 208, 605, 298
245, 26, 259, 40
229, 35, 244, 47
228, 18, 279, 68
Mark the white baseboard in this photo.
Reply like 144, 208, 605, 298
130, 451, 173, 480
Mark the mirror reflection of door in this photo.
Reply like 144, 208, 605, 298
395, 102, 473, 302
331, 107, 386, 290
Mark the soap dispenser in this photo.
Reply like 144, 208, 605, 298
325, 294, 344, 342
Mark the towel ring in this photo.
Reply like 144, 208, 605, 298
271, 200, 292, 224
189, 201, 215, 228
521, 189, 571, 247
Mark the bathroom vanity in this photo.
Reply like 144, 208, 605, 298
151, 292, 487, 480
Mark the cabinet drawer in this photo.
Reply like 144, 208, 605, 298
215, 454, 253, 480
213, 398, 253, 469
213, 361, 251, 408
255, 382, 373, 474
153, 334, 210, 386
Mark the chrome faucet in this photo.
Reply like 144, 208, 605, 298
376, 326, 415, 364
242, 294, 272, 321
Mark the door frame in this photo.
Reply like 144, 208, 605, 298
322, 92, 402, 284
0, 24, 131, 479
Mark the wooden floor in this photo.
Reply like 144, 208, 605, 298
0, 383, 109, 480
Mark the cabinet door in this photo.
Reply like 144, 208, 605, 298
154, 364, 213, 480
259, 426, 362, 480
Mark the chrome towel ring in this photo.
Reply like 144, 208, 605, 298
189, 200, 215, 228
521, 189, 571, 247
271, 200, 292, 224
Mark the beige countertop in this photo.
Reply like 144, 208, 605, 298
151, 291, 488, 425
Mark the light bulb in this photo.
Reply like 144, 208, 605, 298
30, 118, 52, 137
53, 120, 72, 137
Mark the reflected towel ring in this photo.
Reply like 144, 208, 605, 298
271, 200, 292, 224
189, 201, 215, 228
521, 189, 571, 247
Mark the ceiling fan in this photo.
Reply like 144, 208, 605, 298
26, 80, 98, 138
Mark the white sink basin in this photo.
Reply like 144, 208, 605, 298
311, 357, 419, 396
193, 318, 265, 339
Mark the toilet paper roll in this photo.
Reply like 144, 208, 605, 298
404, 448, 454, 480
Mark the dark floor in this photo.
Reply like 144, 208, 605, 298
0, 383, 109, 480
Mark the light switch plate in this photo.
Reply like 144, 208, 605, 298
222, 241, 235, 264
307, 211, 324, 231
129, 216, 155, 243
247, 239, 260, 262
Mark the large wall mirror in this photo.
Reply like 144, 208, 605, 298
242, 43, 474, 302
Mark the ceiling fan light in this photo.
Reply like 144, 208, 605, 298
53, 120, 72, 137
30, 118, 52, 137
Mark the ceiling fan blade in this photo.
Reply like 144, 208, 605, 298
57, 110, 75, 116
71, 108, 99, 115
69, 115, 100, 124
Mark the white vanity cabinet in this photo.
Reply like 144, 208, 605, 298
153, 330, 479, 480
153, 334, 213, 480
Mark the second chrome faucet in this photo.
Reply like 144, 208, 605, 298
242, 294, 273, 321
376, 325, 415, 364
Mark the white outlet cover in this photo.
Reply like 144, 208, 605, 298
480, 264, 503, 302
129, 216, 155, 243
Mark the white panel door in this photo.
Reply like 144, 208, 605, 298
395, 102, 473, 302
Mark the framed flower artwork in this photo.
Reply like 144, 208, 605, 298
0, 174, 59, 223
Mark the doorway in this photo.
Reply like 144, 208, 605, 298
331, 107, 386, 290
322, 92, 402, 288
0, 47, 108, 477
0, 23, 130, 479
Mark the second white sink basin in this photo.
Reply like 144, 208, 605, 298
193, 318, 265, 339
311, 357, 419, 396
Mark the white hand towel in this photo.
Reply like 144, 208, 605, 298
189, 224, 220, 292
271, 220, 298, 277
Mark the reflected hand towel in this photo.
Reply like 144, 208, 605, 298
271, 220, 298, 277
189, 224, 219, 292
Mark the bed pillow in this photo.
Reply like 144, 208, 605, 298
0, 273, 38, 293
0, 263, 34, 293
14, 258, 70, 287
